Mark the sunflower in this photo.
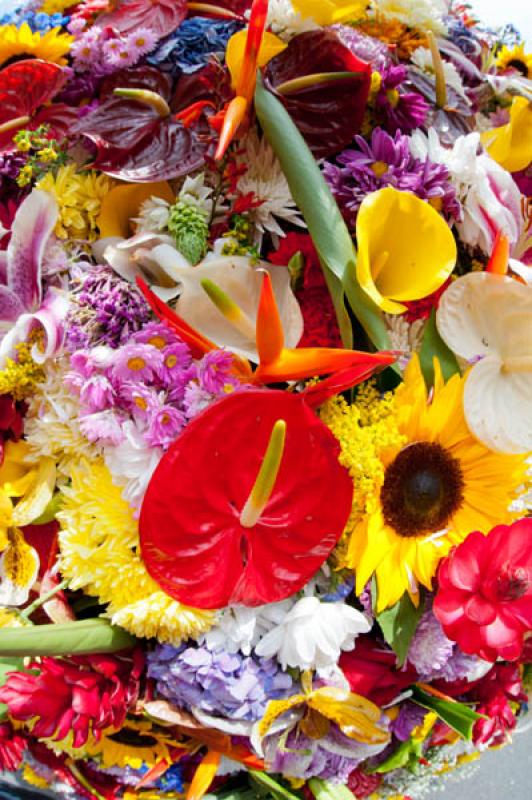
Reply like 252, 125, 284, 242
84, 719, 187, 770
57, 459, 215, 643
0, 23, 73, 67
496, 43, 532, 79
322, 356, 528, 612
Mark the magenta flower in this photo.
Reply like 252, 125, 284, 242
79, 374, 116, 413
375, 64, 428, 133
112, 343, 163, 383
0, 190, 69, 366
158, 342, 193, 385
132, 321, 181, 350
198, 350, 240, 394
145, 403, 185, 448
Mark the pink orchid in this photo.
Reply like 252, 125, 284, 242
0, 190, 69, 366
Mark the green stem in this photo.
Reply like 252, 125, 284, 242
427, 32, 447, 108
21, 578, 69, 620
276, 71, 366, 95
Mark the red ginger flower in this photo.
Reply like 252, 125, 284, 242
434, 519, 532, 663
0, 721, 26, 771
0, 649, 144, 748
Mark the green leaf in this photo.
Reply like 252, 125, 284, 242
411, 686, 485, 740
376, 593, 425, 667
307, 778, 356, 800
419, 309, 459, 388
248, 770, 302, 800
372, 737, 424, 774
0, 618, 136, 657
255, 75, 393, 356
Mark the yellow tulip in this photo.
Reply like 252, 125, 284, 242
291, 0, 368, 25
225, 29, 287, 91
480, 96, 532, 173
355, 187, 457, 314
97, 181, 175, 239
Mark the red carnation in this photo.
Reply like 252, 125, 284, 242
0, 721, 27, 771
339, 636, 418, 706
269, 232, 342, 349
434, 519, 532, 662
0, 649, 144, 748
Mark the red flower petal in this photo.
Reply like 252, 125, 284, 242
465, 594, 496, 626
140, 389, 353, 608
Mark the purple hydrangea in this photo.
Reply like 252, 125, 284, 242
147, 642, 293, 722
323, 128, 461, 225
407, 604, 481, 683
375, 63, 429, 133
65, 266, 151, 350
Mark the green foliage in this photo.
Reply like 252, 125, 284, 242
0, 618, 136, 657
411, 686, 485, 740
419, 309, 460, 389
374, 585, 425, 667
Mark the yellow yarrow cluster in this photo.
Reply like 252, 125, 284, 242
356, 16, 428, 59
58, 459, 215, 643
320, 383, 406, 519
0, 23, 72, 66
0, 341, 45, 400
36, 166, 115, 241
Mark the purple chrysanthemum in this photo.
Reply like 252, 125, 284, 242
147, 643, 293, 722
375, 64, 429, 134
323, 128, 461, 225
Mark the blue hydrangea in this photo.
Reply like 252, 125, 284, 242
156, 763, 184, 793
147, 16, 243, 75
147, 642, 293, 722
0, 10, 70, 30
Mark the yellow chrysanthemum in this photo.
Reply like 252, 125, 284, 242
0, 23, 72, 66
496, 43, 532, 79
36, 166, 115, 242
322, 357, 528, 612
58, 459, 214, 643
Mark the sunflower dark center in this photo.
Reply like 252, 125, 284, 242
107, 728, 158, 747
380, 442, 464, 538
507, 59, 528, 77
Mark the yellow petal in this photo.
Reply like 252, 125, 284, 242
258, 693, 306, 738
481, 96, 532, 173
12, 458, 56, 527
308, 687, 389, 744
226, 30, 287, 91
355, 188, 456, 315
97, 182, 175, 239
0, 440, 32, 492
291, 0, 368, 25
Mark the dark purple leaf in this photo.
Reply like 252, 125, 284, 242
99, 66, 172, 101
74, 98, 161, 153
263, 30, 371, 159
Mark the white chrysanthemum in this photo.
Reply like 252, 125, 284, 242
409, 129, 523, 254
178, 173, 214, 214
103, 420, 163, 512
411, 47, 469, 102
370, 0, 447, 35
134, 197, 170, 233
235, 130, 306, 244
23, 358, 99, 477
263, 0, 318, 38
384, 313, 425, 370
202, 598, 296, 656
255, 596, 371, 670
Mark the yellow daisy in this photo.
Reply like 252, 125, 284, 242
58, 459, 215, 643
496, 43, 532, 79
322, 356, 528, 612
0, 23, 73, 67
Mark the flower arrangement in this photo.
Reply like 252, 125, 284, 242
0, 1, 531, 799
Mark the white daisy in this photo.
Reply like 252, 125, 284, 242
201, 598, 296, 656
370, 0, 448, 35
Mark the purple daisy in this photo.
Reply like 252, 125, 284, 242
145, 404, 186, 448
112, 343, 163, 384
132, 322, 180, 351
374, 63, 429, 134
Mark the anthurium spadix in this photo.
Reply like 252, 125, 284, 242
0, 189, 69, 366
139, 389, 354, 608
355, 187, 457, 314
437, 270, 532, 454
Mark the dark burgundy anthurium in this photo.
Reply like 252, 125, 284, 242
0, 60, 77, 152
263, 29, 372, 158
140, 389, 353, 609
74, 66, 215, 182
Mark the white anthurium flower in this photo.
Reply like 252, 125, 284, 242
151, 245, 303, 362
436, 271, 532, 454
254, 596, 371, 671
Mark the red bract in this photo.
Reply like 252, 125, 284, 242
0, 649, 144, 748
0, 60, 76, 152
263, 30, 371, 158
94, 0, 187, 37
0, 721, 26, 772
75, 67, 212, 182
434, 519, 532, 662
339, 636, 418, 706
140, 389, 353, 609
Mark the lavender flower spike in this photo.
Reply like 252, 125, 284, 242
0, 189, 69, 366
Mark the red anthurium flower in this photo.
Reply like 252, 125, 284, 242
339, 636, 419, 706
0, 60, 76, 152
263, 29, 371, 158
140, 389, 353, 609
75, 67, 213, 182
0, 650, 144, 748
94, 0, 187, 37
434, 519, 532, 663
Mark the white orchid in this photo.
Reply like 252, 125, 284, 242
254, 596, 371, 671
436, 271, 532, 454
